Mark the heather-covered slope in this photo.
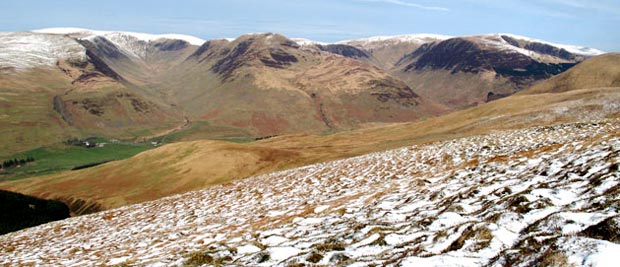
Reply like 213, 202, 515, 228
1, 119, 618, 266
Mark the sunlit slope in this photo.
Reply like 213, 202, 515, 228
522, 53, 620, 94
0, 140, 299, 214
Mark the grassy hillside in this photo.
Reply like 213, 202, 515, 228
0, 141, 301, 212
0, 139, 152, 181
0, 69, 79, 157
522, 53, 620, 94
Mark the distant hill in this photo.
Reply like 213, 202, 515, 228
332, 33, 603, 110
0, 189, 69, 235
1, 29, 604, 156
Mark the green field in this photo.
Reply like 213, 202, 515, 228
0, 139, 152, 181
153, 120, 257, 144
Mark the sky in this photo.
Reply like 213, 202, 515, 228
0, 0, 618, 51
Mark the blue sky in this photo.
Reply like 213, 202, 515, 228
1, 0, 618, 51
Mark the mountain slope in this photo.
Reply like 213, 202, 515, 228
1, 118, 618, 266
161, 33, 445, 137
314, 33, 602, 111
0, 31, 196, 155
338, 34, 452, 69
391, 34, 601, 109
1, 30, 450, 154
522, 53, 620, 94
2, 54, 617, 215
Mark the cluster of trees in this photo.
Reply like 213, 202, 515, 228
255, 135, 278, 141
1, 157, 35, 169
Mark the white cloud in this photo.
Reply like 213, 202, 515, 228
361, 0, 450, 12
544, 0, 620, 15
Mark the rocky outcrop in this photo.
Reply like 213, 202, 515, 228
317, 44, 371, 59
53, 95, 73, 125
152, 39, 189, 51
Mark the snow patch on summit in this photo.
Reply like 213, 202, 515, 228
291, 38, 328, 46
34, 27, 205, 60
33, 27, 206, 46
0, 28, 206, 71
499, 33, 605, 56
340, 34, 452, 44
0, 32, 86, 71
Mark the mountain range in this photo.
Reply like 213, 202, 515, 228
0, 28, 603, 156
1, 26, 619, 266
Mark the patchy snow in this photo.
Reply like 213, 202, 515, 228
560, 236, 620, 267
498, 33, 605, 56
1, 119, 619, 266
237, 244, 261, 254
313, 205, 330, 213
401, 255, 480, 267
267, 246, 301, 261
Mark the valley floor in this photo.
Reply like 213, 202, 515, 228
1, 119, 619, 266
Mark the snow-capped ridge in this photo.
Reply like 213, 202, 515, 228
291, 38, 328, 46
338, 33, 453, 45
467, 33, 605, 57
32, 27, 206, 46
1, 28, 206, 71
498, 33, 605, 56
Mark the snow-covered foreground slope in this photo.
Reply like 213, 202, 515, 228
2, 119, 619, 266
